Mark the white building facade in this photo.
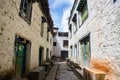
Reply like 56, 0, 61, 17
53, 28, 68, 60
68, 0, 120, 80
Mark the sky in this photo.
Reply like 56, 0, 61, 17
48, 0, 74, 32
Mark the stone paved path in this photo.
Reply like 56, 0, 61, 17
45, 63, 59, 80
56, 62, 79, 80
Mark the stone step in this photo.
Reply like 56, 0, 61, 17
45, 64, 59, 80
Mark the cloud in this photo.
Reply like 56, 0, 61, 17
48, 0, 74, 31
61, 7, 71, 32
60, 0, 74, 32
50, 10, 63, 30
51, 0, 74, 9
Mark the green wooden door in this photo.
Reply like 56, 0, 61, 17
15, 43, 26, 77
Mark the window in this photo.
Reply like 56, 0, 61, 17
74, 45, 77, 62
69, 24, 72, 38
50, 51, 52, 58
77, 0, 88, 23
53, 42, 57, 46
41, 22, 44, 37
81, 1, 88, 23
19, 0, 32, 24
58, 32, 68, 37
80, 35, 91, 66
41, 16, 46, 37
47, 27, 49, 41
70, 46, 73, 59
63, 40, 68, 47
72, 14, 77, 33
113, 0, 116, 3
46, 49, 49, 61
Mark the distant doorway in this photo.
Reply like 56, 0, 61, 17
39, 47, 44, 66
61, 51, 68, 60
46, 48, 49, 61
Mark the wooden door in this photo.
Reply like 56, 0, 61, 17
61, 51, 68, 60
15, 42, 26, 77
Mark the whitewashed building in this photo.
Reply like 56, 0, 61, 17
53, 27, 68, 60
68, 0, 120, 80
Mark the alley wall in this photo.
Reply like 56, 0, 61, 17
0, 0, 53, 78
68, 0, 120, 80
53, 34, 68, 57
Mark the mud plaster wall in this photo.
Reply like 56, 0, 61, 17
0, 0, 53, 76
69, 0, 120, 80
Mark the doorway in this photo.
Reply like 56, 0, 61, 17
15, 35, 31, 77
39, 47, 44, 66
46, 48, 49, 61
61, 51, 68, 60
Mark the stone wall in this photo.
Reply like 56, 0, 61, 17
0, 0, 53, 78
69, 0, 120, 80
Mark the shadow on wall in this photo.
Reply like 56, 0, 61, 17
0, 69, 15, 80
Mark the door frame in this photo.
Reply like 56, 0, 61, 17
39, 46, 44, 66
14, 35, 31, 77
15, 42, 26, 77
80, 33, 91, 67
61, 51, 68, 60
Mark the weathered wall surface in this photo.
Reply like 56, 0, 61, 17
69, 0, 120, 80
0, 0, 53, 78
88, 1, 120, 80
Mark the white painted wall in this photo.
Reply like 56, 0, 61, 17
53, 32, 68, 57
68, 0, 120, 80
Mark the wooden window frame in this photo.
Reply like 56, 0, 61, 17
47, 27, 50, 42
81, 0, 88, 23
69, 24, 72, 38
80, 34, 91, 66
63, 40, 68, 48
41, 16, 47, 37
19, 0, 32, 24
72, 14, 77, 33
53, 42, 57, 46
77, 0, 88, 24
41, 22, 44, 37
46, 49, 49, 61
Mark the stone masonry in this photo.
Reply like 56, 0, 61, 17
68, 0, 120, 80
0, 0, 53, 79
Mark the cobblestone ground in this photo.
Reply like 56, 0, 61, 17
56, 62, 79, 80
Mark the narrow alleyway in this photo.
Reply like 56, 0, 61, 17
46, 61, 80, 80
56, 62, 80, 80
